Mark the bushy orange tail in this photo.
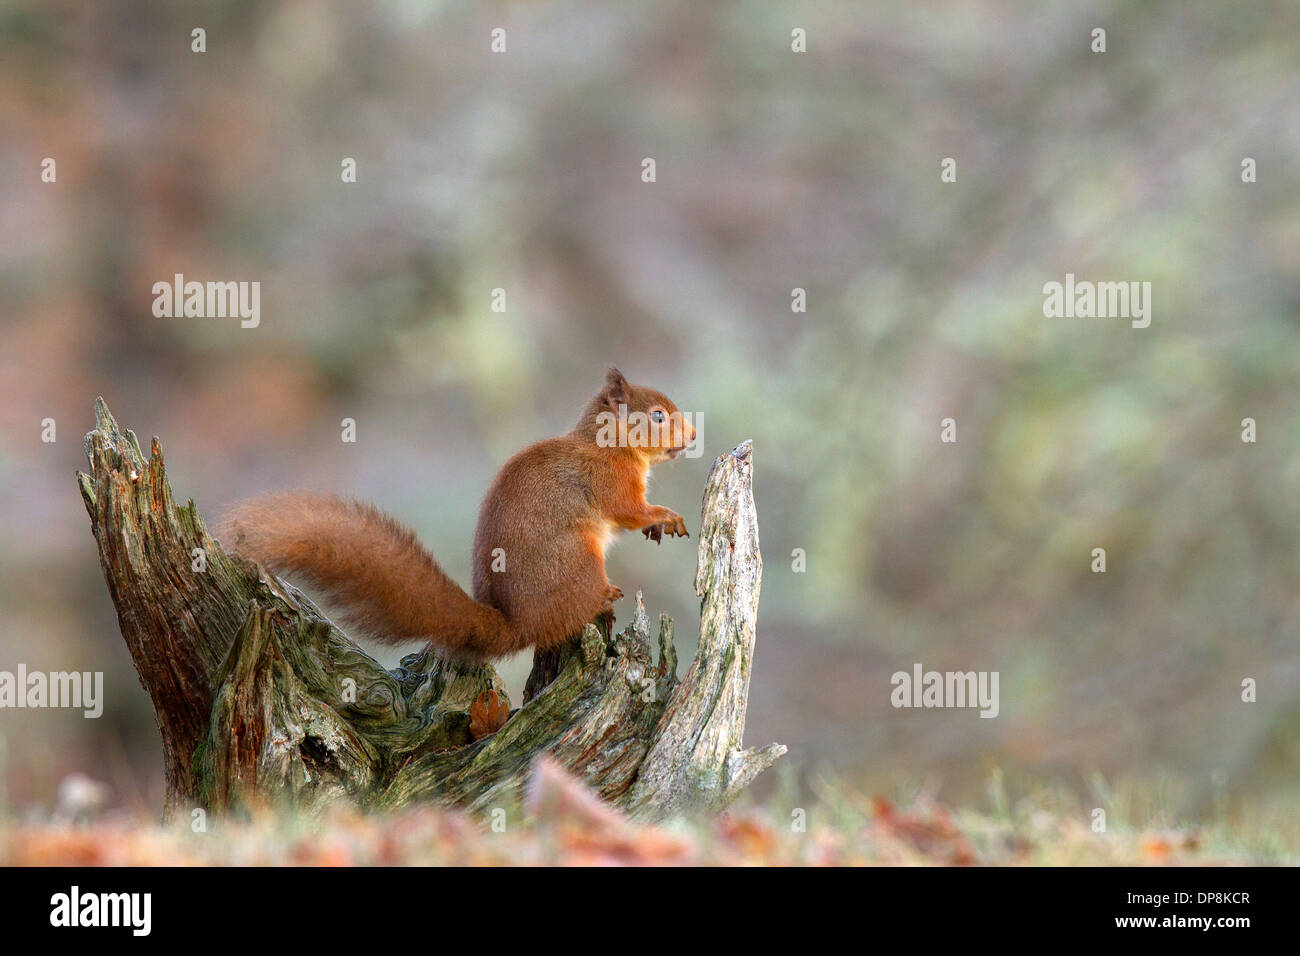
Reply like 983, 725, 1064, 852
218, 493, 519, 659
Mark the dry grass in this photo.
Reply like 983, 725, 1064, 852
4, 765, 1291, 867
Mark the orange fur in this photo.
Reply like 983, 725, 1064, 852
219, 368, 694, 660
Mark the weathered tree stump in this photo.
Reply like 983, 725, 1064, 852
79, 399, 784, 821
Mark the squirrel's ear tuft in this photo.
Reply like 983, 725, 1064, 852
604, 367, 629, 407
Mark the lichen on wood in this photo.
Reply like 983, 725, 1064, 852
79, 399, 783, 820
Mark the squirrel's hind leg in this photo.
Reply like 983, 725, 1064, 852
526, 537, 616, 651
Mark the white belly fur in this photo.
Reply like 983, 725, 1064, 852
595, 520, 619, 555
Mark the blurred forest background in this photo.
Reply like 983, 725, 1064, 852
1, 0, 1297, 832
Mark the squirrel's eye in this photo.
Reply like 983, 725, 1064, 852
650, 409, 666, 423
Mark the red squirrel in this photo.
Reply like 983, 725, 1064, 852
220, 368, 695, 660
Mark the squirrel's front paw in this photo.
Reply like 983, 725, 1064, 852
604, 584, 624, 602
643, 505, 688, 544
642, 513, 688, 543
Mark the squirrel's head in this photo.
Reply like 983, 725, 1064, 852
585, 367, 696, 464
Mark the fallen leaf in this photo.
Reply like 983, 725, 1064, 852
526, 755, 694, 864
469, 689, 511, 740
717, 813, 777, 857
